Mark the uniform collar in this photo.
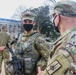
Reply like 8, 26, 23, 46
24, 31, 38, 37
53, 26, 76, 45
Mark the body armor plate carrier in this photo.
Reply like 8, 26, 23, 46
16, 32, 40, 74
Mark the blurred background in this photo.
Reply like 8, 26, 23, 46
1, 0, 75, 42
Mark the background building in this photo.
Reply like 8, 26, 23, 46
0, 18, 21, 38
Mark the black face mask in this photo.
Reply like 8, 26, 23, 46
23, 24, 33, 31
52, 15, 60, 33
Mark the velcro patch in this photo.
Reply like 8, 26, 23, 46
46, 60, 62, 75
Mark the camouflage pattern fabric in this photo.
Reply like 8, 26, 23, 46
14, 31, 50, 75
52, 0, 76, 17
0, 31, 12, 74
42, 26, 76, 75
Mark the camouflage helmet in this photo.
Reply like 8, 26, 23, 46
52, 0, 76, 17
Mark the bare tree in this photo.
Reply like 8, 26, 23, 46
11, 5, 26, 20
48, 0, 56, 3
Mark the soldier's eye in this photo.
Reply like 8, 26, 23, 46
28, 20, 32, 23
24, 20, 27, 23
23, 20, 32, 23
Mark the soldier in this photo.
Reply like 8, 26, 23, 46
8, 11, 50, 75
37, 0, 76, 75
17, 31, 27, 43
0, 25, 12, 75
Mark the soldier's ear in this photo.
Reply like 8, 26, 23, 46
55, 14, 60, 27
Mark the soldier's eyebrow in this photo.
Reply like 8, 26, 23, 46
23, 20, 32, 23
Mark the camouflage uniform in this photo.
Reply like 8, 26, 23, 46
0, 26, 12, 75
14, 31, 50, 75
42, 27, 76, 75
17, 32, 26, 43
42, 0, 76, 75
7, 11, 51, 75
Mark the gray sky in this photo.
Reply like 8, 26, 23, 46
0, 0, 46, 19
0, 0, 75, 19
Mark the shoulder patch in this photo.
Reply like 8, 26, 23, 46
46, 60, 62, 75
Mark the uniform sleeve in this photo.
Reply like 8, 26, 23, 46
42, 31, 76, 75
9, 35, 12, 42
34, 36, 51, 61
42, 51, 72, 75
7, 32, 13, 42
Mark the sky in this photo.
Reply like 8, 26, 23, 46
0, 0, 75, 20
0, 0, 47, 19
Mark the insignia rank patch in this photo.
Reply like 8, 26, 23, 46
46, 60, 62, 75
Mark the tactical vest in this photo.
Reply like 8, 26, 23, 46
16, 32, 40, 74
